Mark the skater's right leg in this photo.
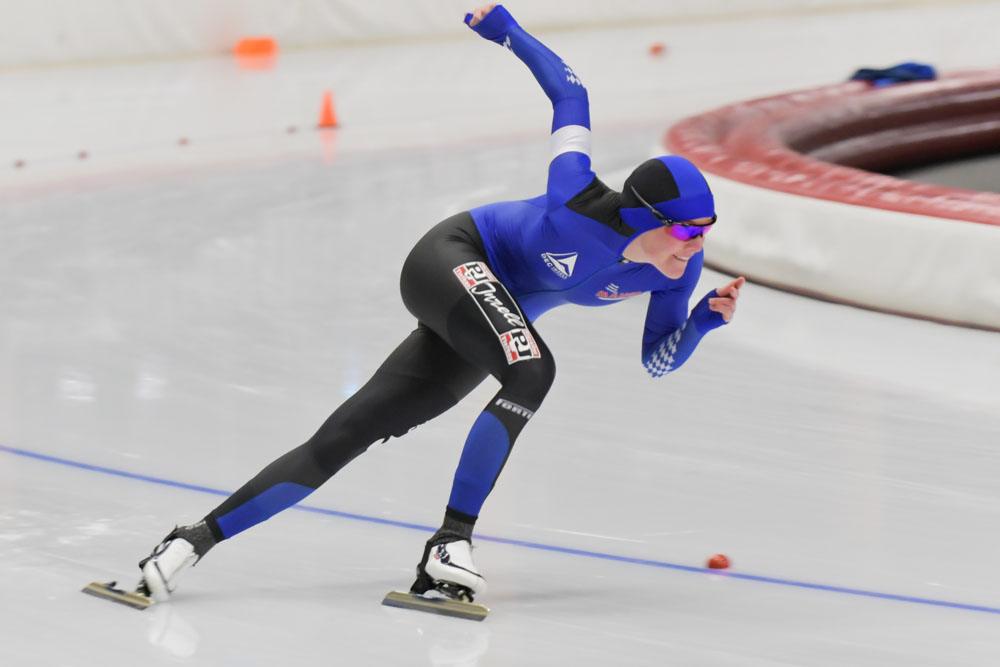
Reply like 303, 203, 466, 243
139, 325, 486, 599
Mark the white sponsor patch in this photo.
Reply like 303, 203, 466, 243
541, 252, 578, 280
453, 262, 541, 365
453, 261, 497, 288
500, 329, 541, 364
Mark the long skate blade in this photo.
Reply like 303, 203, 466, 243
382, 590, 489, 622
82, 581, 154, 610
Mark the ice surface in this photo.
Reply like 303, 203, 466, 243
2, 6, 999, 666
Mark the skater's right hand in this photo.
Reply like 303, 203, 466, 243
467, 4, 498, 27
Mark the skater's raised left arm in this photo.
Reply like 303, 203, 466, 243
465, 4, 594, 209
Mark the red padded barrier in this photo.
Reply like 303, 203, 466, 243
665, 70, 1000, 226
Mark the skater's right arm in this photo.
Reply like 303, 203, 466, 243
465, 5, 594, 210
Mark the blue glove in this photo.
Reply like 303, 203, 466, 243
464, 5, 519, 45
690, 290, 728, 334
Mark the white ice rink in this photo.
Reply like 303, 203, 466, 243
2, 4, 1000, 666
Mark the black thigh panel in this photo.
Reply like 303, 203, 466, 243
399, 212, 549, 382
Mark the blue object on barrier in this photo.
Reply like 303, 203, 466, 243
849, 62, 937, 87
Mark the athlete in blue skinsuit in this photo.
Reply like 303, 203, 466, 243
134, 4, 745, 606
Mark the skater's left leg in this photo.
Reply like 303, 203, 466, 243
399, 213, 557, 598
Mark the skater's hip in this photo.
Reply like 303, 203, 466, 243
400, 211, 493, 321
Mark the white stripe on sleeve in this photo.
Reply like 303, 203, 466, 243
550, 125, 591, 160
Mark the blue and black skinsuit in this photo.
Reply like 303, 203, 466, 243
187, 6, 728, 568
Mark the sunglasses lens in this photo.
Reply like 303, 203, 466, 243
668, 223, 713, 241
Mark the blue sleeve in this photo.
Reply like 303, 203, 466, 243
466, 6, 594, 208
641, 268, 729, 378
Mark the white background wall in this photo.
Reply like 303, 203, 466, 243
0, 0, 985, 67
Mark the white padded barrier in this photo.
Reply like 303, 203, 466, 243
705, 174, 1000, 330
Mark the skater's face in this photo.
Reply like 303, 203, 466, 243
623, 217, 713, 279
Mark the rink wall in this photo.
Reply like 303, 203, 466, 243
0, 0, 951, 68
665, 70, 1000, 330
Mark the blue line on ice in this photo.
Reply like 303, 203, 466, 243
3, 443, 998, 616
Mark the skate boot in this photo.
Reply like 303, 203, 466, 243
410, 537, 487, 603
137, 525, 209, 602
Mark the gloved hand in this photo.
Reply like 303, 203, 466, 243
691, 276, 745, 333
465, 4, 519, 44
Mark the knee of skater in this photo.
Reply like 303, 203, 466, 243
503, 355, 556, 404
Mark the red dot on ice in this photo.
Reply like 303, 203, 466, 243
707, 554, 730, 569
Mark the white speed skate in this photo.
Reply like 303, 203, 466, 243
412, 538, 488, 601
382, 538, 491, 621
137, 528, 200, 602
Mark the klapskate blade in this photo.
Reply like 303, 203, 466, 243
82, 581, 154, 610
382, 590, 489, 621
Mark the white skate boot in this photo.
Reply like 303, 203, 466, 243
411, 538, 487, 602
138, 528, 200, 602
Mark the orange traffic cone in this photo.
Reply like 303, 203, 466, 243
318, 91, 339, 128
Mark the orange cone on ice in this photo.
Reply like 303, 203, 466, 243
318, 91, 339, 128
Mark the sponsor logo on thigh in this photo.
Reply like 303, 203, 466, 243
453, 261, 541, 364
